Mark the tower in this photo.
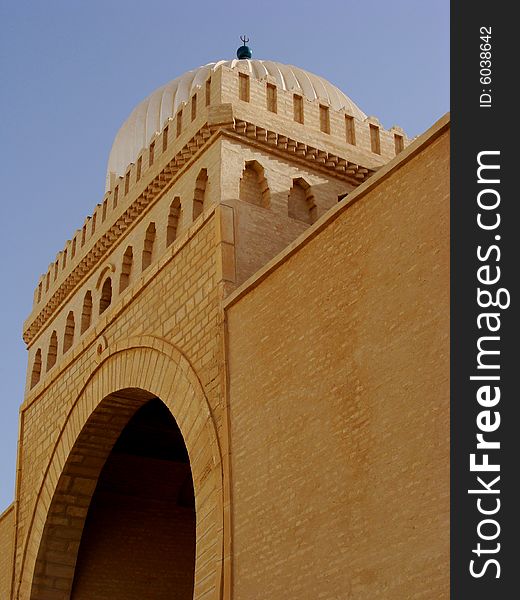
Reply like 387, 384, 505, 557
0, 50, 449, 600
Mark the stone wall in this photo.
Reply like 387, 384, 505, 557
225, 117, 450, 600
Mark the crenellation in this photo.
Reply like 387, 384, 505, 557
220, 65, 408, 167
162, 125, 169, 153
92, 207, 99, 235
124, 170, 131, 195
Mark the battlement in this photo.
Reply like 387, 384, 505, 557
218, 63, 409, 166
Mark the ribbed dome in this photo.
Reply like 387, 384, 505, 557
106, 60, 367, 187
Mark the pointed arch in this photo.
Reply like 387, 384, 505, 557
142, 222, 156, 270
46, 331, 58, 371
81, 291, 93, 334
167, 197, 181, 246
288, 177, 317, 224
99, 278, 112, 314
239, 160, 270, 208
193, 168, 208, 220
30, 349, 42, 388
119, 246, 133, 293
63, 311, 75, 353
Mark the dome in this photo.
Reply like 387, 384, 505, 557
106, 59, 367, 186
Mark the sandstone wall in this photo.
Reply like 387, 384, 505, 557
226, 118, 450, 600
0, 505, 14, 599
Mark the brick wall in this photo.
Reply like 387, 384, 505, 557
24, 145, 222, 393
14, 205, 225, 599
70, 454, 195, 600
220, 138, 353, 287
225, 119, 449, 599
0, 505, 14, 599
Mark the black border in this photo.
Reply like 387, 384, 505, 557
451, 2, 518, 597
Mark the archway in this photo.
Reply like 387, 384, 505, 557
21, 339, 224, 600
70, 396, 196, 599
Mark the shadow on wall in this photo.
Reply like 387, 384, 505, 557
30, 391, 196, 600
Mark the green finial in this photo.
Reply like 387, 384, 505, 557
237, 35, 252, 60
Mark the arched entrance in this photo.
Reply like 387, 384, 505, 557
70, 396, 196, 599
21, 339, 224, 600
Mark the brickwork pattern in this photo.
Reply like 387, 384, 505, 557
70, 455, 195, 600
220, 139, 352, 287
0, 505, 15, 599
14, 207, 226, 600
225, 123, 450, 600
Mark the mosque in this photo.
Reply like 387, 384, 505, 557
0, 40, 449, 599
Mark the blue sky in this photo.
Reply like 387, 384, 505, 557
0, 0, 449, 511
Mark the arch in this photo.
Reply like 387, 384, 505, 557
239, 161, 270, 208
119, 245, 133, 293
20, 338, 224, 600
167, 197, 181, 246
99, 278, 112, 314
46, 331, 57, 371
288, 177, 317, 224
63, 311, 75, 353
81, 291, 92, 334
142, 222, 156, 270
70, 397, 196, 598
30, 349, 42, 388
95, 265, 116, 290
193, 168, 208, 220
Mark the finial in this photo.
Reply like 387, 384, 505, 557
237, 35, 252, 60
